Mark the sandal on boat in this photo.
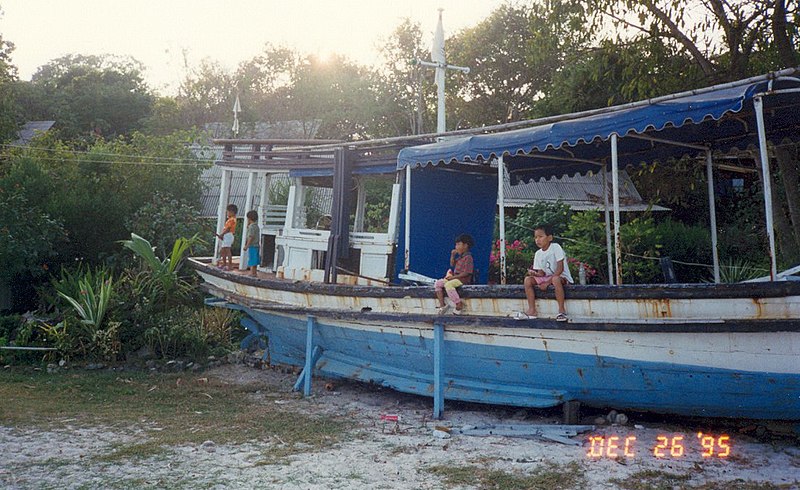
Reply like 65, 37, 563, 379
555, 313, 568, 322
452, 307, 463, 315
436, 305, 451, 315
511, 311, 536, 320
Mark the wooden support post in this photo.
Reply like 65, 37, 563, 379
303, 315, 316, 397
563, 400, 581, 425
433, 322, 445, 419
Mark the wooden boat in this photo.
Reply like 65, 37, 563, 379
194, 70, 800, 421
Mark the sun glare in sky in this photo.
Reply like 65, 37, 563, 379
1, 0, 505, 94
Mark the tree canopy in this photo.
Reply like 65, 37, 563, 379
20, 54, 154, 140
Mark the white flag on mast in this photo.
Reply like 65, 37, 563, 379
232, 94, 241, 136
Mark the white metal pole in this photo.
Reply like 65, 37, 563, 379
705, 151, 721, 283
404, 165, 412, 271
754, 96, 778, 280
611, 134, 623, 285
497, 156, 507, 285
437, 75, 446, 134
239, 171, 256, 270
602, 169, 614, 285
214, 169, 231, 266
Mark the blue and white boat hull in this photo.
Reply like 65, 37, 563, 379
231, 305, 800, 421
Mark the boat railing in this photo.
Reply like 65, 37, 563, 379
271, 226, 395, 284
260, 204, 288, 230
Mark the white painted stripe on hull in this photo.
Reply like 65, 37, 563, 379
199, 271, 800, 321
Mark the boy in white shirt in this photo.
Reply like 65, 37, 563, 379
522, 224, 573, 321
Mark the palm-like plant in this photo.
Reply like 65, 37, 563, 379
120, 233, 203, 306
57, 275, 113, 329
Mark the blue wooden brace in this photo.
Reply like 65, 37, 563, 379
293, 345, 323, 393
240, 317, 268, 351
293, 315, 318, 397
433, 322, 445, 419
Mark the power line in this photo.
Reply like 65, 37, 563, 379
2, 153, 210, 167
0, 143, 214, 164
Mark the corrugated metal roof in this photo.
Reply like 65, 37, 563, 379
203, 120, 321, 139
14, 121, 55, 145
503, 169, 667, 211
198, 149, 332, 218
197, 121, 326, 218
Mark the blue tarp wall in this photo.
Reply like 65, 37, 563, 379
395, 164, 497, 284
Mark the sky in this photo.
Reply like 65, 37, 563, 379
1, 0, 506, 94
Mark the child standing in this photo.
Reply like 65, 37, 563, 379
215, 203, 238, 270
243, 210, 260, 277
434, 234, 475, 315
522, 224, 573, 321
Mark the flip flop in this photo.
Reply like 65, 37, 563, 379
436, 305, 451, 315
556, 313, 568, 322
511, 311, 536, 320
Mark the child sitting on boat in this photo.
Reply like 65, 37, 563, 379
215, 203, 238, 271
520, 224, 573, 321
434, 234, 475, 315
243, 210, 260, 277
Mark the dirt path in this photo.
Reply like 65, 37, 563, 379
2, 364, 799, 489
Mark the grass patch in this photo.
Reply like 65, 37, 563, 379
0, 368, 348, 462
610, 470, 797, 490
426, 460, 585, 489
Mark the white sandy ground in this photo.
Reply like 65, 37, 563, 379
1, 364, 799, 489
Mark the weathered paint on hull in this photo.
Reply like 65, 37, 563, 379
240, 306, 800, 421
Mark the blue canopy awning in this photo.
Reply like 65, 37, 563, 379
397, 71, 800, 183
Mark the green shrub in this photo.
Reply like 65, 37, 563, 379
0, 132, 205, 278
504, 201, 572, 244
42, 266, 122, 361
717, 258, 768, 283
562, 211, 610, 283
125, 192, 213, 259
144, 306, 234, 360
0, 191, 67, 311
0, 314, 22, 342
619, 215, 662, 283
654, 220, 712, 282
120, 233, 203, 308
562, 210, 662, 284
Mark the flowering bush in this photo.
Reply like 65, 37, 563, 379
488, 239, 534, 284
489, 239, 599, 285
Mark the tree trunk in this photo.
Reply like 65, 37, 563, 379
772, 0, 797, 68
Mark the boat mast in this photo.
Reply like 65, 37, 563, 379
405, 10, 471, 272
415, 9, 470, 134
